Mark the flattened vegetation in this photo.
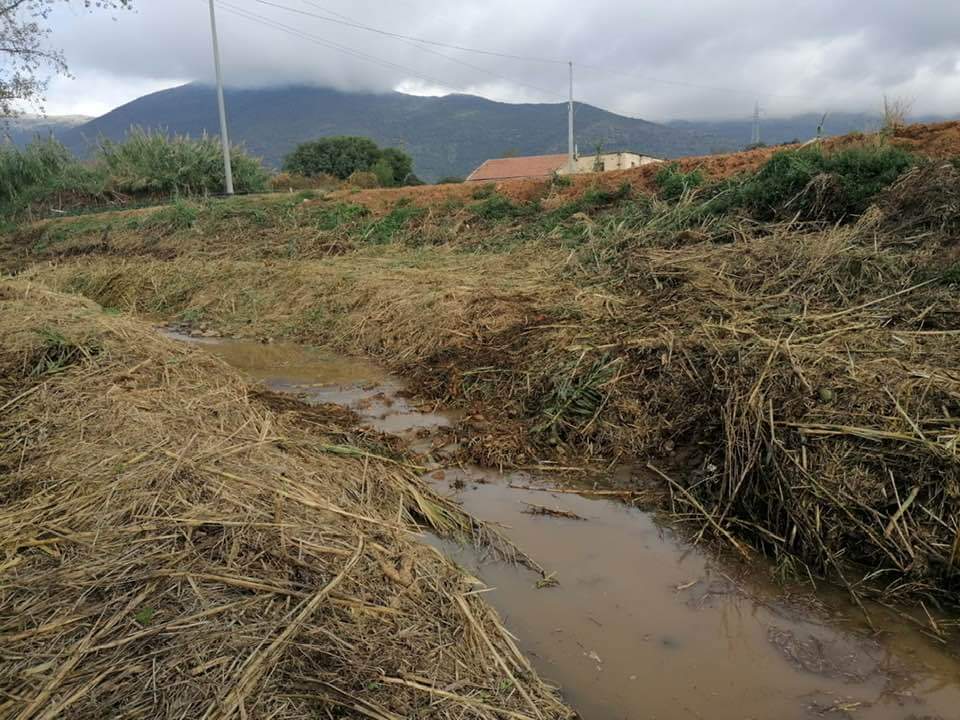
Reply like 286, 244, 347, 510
0, 280, 572, 719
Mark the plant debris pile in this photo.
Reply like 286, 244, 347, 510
0, 281, 572, 719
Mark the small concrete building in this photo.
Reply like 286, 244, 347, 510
571, 151, 661, 174
466, 151, 660, 182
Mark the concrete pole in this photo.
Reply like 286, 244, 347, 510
208, 0, 234, 195
568, 61, 575, 174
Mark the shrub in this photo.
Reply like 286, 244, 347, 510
381, 147, 414, 185
346, 171, 379, 189
282, 136, 415, 185
734, 144, 915, 222
372, 157, 396, 188
269, 172, 338, 192
98, 128, 269, 196
436, 176, 464, 185
283, 136, 380, 180
0, 139, 107, 217
654, 163, 704, 201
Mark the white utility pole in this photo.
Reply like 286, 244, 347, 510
567, 61, 575, 174
751, 100, 761, 146
208, 0, 234, 195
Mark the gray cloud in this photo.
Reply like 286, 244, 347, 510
41, 0, 960, 120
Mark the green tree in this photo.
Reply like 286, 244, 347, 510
282, 136, 382, 180
380, 147, 413, 185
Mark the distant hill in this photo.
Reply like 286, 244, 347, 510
668, 112, 960, 149
3, 114, 91, 147
55, 84, 738, 182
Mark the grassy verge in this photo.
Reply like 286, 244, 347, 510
0, 279, 572, 719
13, 139, 960, 610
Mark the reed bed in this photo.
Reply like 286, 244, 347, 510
0, 280, 572, 719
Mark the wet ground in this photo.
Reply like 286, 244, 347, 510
169, 333, 960, 720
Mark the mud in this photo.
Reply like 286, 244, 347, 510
173, 333, 960, 720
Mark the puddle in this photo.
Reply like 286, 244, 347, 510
171, 334, 960, 720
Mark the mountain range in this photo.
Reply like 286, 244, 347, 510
667, 112, 958, 148
14, 84, 738, 182
3, 114, 90, 147
8, 85, 956, 182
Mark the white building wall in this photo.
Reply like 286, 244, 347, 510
559, 152, 661, 175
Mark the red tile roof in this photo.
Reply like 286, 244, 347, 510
466, 154, 568, 182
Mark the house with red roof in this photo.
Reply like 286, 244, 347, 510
466, 150, 661, 182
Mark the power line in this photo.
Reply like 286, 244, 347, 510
214, 0, 462, 93
251, 0, 567, 64
299, 0, 565, 99
263, 0, 812, 104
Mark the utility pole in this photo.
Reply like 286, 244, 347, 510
568, 61, 575, 175
751, 100, 761, 147
208, 0, 234, 195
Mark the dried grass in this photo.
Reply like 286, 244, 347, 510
0, 280, 572, 719
21, 160, 960, 609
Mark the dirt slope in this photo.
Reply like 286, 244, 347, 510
330, 120, 960, 212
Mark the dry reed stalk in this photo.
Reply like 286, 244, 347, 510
0, 279, 573, 719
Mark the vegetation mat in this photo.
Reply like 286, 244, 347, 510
0, 279, 572, 719
10, 128, 960, 617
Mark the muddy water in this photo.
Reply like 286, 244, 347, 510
172, 334, 960, 720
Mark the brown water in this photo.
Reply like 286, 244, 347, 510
171, 334, 960, 720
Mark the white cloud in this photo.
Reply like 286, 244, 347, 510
34, 0, 960, 121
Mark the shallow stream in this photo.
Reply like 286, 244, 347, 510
168, 333, 960, 720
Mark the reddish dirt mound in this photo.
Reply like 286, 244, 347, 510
324, 121, 960, 214
888, 120, 960, 158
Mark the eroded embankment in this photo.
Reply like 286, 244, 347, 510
0, 279, 573, 719
11, 141, 960, 615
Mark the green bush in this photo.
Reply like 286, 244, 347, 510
282, 136, 415, 185
734, 144, 915, 222
0, 139, 107, 217
381, 147, 414, 185
654, 163, 704, 201
98, 128, 268, 196
436, 176, 465, 185
372, 157, 396, 188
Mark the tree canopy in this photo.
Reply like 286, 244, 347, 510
282, 136, 415, 186
1, 1, 133, 117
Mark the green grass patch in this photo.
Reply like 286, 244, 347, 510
654, 164, 705, 201
470, 194, 540, 221
362, 203, 426, 244
731, 144, 916, 222
310, 202, 370, 231
139, 200, 201, 233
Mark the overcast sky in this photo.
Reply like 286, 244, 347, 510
40, 0, 960, 121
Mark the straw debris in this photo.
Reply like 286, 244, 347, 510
0, 280, 573, 719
